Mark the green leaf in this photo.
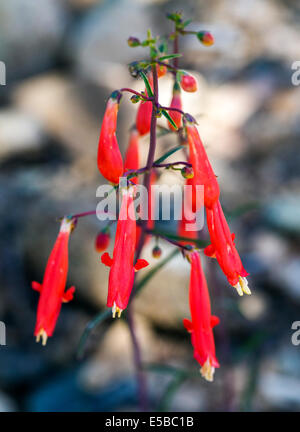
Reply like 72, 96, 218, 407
135, 249, 179, 295
77, 309, 111, 359
140, 71, 153, 97
158, 53, 182, 61
161, 109, 178, 130
166, 13, 182, 24
154, 145, 185, 165
182, 19, 192, 28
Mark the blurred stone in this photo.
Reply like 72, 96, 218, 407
67, 0, 156, 84
0, 0, 68, 79
259, 372, 300, 409
238, 292, 268, 321
0, 109, 44, 161
263, 195, 300, 234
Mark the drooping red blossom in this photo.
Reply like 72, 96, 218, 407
124, 128, 139, 184
205, 200, 250, 295
168, 81, 182, 131
95, 231, 110, 252
136, 73, 153, 136
180, 74, 197, 92
183, 250, 220, 382
187, 124, 220, 209
101, 187, 148, 317
97, 90, 124, 185
32, 217, 76, 345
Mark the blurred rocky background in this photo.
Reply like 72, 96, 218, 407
0, 0, 300, 412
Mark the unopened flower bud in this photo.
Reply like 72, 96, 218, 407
197, 31, 214, 47
152, 246, 162, 259
180, 74, 198, 93
131, 95, 140, 104
127, 37, 141, 47
181, 166, 194, 179
95, 231, 110, 252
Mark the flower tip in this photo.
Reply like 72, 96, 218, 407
112, 302, 123, 318
200, 359, 215, 382
234, 276, 251, 296
36, 328, 48, 346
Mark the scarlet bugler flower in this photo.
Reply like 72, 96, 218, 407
186, 123, 220, 209
180, 74, 198, 92
32, 217, 76, 345
205, 200, 250, 296
136, 73, 153, 136
124, 128, 139, 184
183, 250, 220, 382
168, 81, 182, 131
101, 187, 149, 317
97, 90, 124, 185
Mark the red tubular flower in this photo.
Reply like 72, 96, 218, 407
95, 231, 110, 252
180, 74, 197, 92
183, 250, 220, 382
101, 187, 149, 317
187, 124, 220, 209
136, 73, 153, 136
32, 217, 76, 345
124, 128, 139, 184
205, 200, 250, 295
168, 81, 182, 131
97, 90, 124, 185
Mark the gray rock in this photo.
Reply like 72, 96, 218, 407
0, 0, 68, 79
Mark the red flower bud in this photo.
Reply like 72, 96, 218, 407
156, 63, 167, 78
168, 82, 182, 131
97, 91, 124, 185
95, 231, 110, 252
180, 74, 197, 92
127, 37, 141, 47
197, 31, 214, 47
124, 128, 139, 185
33, 217, 76, 345
152, 245, 162, 258
181, 166, 194, 179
